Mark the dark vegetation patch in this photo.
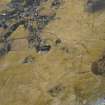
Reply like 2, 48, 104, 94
48, 84, 65, 97
91, 55, 105, 75
22, 55, 35, 64
86, 0, 105, 13
0, 0, 63, 56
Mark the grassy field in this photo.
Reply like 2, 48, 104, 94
0, 0, 105, 105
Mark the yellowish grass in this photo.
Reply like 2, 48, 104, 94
0, 0, 105, 105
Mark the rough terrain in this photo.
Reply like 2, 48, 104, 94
0, 0, 105, 105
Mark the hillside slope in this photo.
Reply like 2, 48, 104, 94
0, 0, 105, 105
